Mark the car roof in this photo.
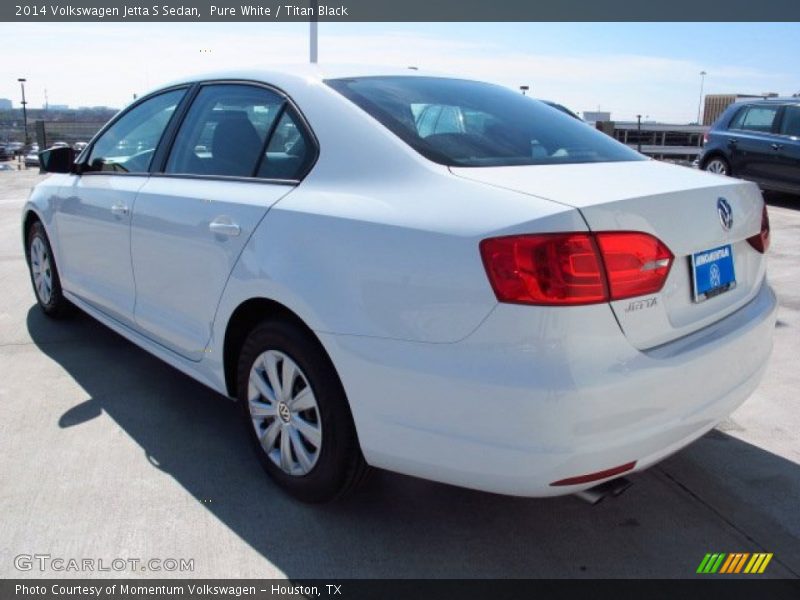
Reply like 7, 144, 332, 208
731, 97, 800, 106
157, 64, 461, 94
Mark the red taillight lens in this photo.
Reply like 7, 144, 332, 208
479, 233, 608, 305
747, 205, 770, 254
595, 232, 674, 300
480, 232, 673, 306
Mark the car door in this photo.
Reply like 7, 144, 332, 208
130, 83, 315, 361
727, 104, 780, 182
55, 89, 187, 326
773, 104, 800, 191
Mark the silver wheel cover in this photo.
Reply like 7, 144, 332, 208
706, 159, 728, 175
247, 350, 322, 476
30, 236, 53, 305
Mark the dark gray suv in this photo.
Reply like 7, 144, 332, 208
699, 98, 800, 195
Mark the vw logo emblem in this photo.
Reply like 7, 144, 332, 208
709, 264, 722, 288
277, 402, 291, 423
717, 197, 733, 231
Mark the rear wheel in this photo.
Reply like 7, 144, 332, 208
236, 318, 368, 502
704, 156, 731, 176
26, 221, 73, 318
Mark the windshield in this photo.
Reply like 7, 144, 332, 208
327, 76, 644, 167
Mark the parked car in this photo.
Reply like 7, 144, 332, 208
0, 162, 14, 171
7, 141, 24, 156
0, 144, 11, 160
24, 67, 776, 503
24, 149, 40, 168
699, 97, 800, 195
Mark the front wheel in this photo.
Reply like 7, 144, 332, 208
237, 318, 368, 502
26, 221, 73, 318
704, 156, 731, 176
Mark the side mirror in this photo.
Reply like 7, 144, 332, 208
39, 146, 76, 174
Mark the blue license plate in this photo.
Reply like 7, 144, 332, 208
691, 244, 736, 302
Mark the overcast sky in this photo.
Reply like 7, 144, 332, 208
1, 22, 798, 123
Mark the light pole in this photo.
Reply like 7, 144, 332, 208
636, 114, 642, 153
18, 78, 29, 145
697, 70, 707, 125
520, 85, 529, 96
309, 1, 318, 63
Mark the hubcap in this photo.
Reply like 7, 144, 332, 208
247, 350, 322, 476
30, 237, 53, 305
706, 160, 728, 175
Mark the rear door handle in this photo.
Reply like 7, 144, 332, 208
771, 143, 784, 150
209, 216, 241, 237
728, 138, 738, 145
110, 203, 129, 216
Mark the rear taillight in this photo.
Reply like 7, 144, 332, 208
479, 233, 608, 305
480, 231, 673, 306
747, 204, 770, 254
595, 232, 674, 300
703, 132, 709, 145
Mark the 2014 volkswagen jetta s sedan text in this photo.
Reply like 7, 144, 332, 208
23, 67, 776, 502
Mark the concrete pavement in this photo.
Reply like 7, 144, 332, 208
0, 169, 798, 578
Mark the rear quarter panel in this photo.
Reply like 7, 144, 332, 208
212, 169, 587, 345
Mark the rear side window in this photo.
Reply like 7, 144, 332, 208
86, 89, 185, 174
327, 76, 643, 167
166, 84, 284, 178
779, 105, 800, 137
727, 106, 748, 130
733, 106, 779, 133
257, 109, 316, 180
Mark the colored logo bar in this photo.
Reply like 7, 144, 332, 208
697, 553, 773, 574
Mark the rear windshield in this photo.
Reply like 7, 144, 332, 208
326, 76, 644, 167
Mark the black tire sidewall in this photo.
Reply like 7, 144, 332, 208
236, 319, 362, 503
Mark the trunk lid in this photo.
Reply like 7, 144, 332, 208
452, 160, 767, 349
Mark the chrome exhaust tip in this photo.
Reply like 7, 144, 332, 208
574, 477, 633, 505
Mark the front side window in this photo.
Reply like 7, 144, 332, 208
737, 106, 779, 133
327, 76, 644, 167
86, 89, 185, 173
165, 84, 284, 178
779, 105, 800, 137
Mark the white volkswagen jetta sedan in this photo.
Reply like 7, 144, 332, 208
24, 67, 776, 502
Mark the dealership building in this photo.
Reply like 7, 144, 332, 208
702, 93, 779, 125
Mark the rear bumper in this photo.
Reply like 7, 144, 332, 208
319, 281, 777, 497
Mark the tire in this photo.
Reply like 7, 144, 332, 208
703, 155, 731, 176
26, 221, 74, 318
236, 318, 368, 502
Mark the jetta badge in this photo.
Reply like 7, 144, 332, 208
717, 197, 733, 231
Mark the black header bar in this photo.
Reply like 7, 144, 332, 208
5, 0, 800, 22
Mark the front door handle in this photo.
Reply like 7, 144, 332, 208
110, 203, 129, 216
771, 143, 784, 151
209, 216, 241, 237
728, 138, 738, 146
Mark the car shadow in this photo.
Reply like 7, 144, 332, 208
26, 305, 800, 578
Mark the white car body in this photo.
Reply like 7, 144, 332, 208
23, 66, 777, 497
